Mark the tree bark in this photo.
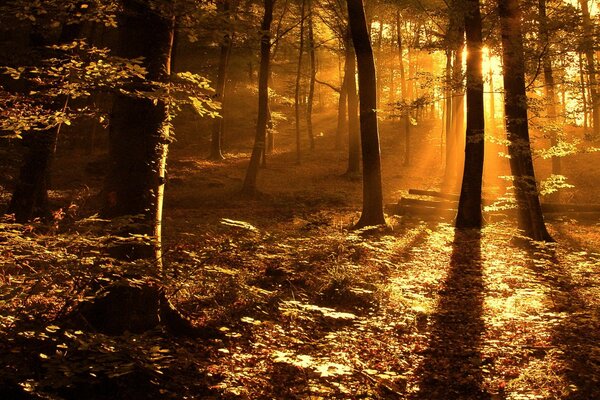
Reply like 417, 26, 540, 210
579, 0, 600, 138
376, 15, 384, 106
306, 0, 316, 150
242, 0, 274, 194
335, 48, 348, 150
346, 0, 386, 228
102, 0, 175, 263
499, 0, 552, 241
446, 31, 465, 187
345, 32, 360, 176
294, 0, 305, 164
538, 0, 560, 176
579, 52, 589, 134
395, 11, 410, 166
209, 0, 234, 160
396, 11, 407, 100
444, 49, 453, 170
456, 0, 485, 229
8, 23, 83, 222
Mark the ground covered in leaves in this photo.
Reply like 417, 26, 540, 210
1, 115, 600, 399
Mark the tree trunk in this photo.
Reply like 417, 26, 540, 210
446, 38, 465, 187
8, 23, 82, 222
242, 0, 274, 194
578, 52, 589, 134
396, 11, 407, 100
346, 0, 386, 228
444, 49, 453, 170
336, 47, 349, 150
579, 0, 600, 138
376, 15, 384, 106
456, 0, 485, 229
499, 0, 552, 241
102, 0, 176, 262
538, 0, 560, 176
294, 0, 305, 164
209, 0, 234, 160
395, 11, 410, 166
306, 0, 316, 150
345, 33, 360, 176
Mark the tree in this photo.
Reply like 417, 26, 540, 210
294, 0, 306, 165
102, 0, 176, 262
499, 0, 552, 241
306, 0, 316, 151
209, 0, 235, 160
345, 32, 361, 177
7, 17, 85, 223
456, 0, 485, 229
538, 0, 561, 177
346, 0, 386, 228
335, 50, 349, 150
578, 0, 600, 138
242, 0, 275, 195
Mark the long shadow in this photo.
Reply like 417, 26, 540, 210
412, 229, 490, 399
518, 238, 600, 399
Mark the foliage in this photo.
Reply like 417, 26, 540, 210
0, 0, 119, 27
0, 40, 218, 138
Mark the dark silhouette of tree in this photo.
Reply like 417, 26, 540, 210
335, 52, 349, 150
306, 0, 316, 151
579, 0, 600, 138
345, 32, 361, 177
499, 0, 553, 241
456, 0, 485, 229
294, 0, 306, 165
102, 0, 176, 262
346, 0, 385, 228
538, 0, 561, 177
209, 0, 235, 160
242, 0, 275, 195
8, 19, 84, 223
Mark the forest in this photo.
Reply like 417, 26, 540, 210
0, 0, 600, 398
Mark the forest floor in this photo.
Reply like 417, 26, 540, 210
1, 112, 600, 399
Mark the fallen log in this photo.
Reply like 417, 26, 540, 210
396, 205, 457, 220
406, 189, 600, 213
541, 203, 600, 213
400, 197, 457, 209
408, 189, 459, 201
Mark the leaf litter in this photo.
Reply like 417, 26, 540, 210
1, 211, 600, 399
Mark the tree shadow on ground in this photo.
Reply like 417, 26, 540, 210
518, 238, 600, 399
412, 229, 490, 399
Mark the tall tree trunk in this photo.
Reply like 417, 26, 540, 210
499, 0, 552, 241
345, 34, 360, 176
444, 49, 453, 170
579, 0, 600, 138
396, 11, 410, 166
346, 0, 386, 228
209, 0, 234, 160
8, 23, 82, 222
336, 48, 349, 150
306, 0, 316, 150
538, 0, 560, 176
446, 36, 465, 186
294, 0, 305, 164
376, 15, 384, 106
579, 52, 589, 134
456, 0, 485, 228
102, 0, 175, 263
242, 0, 274, 194
396, 11, 407, 100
